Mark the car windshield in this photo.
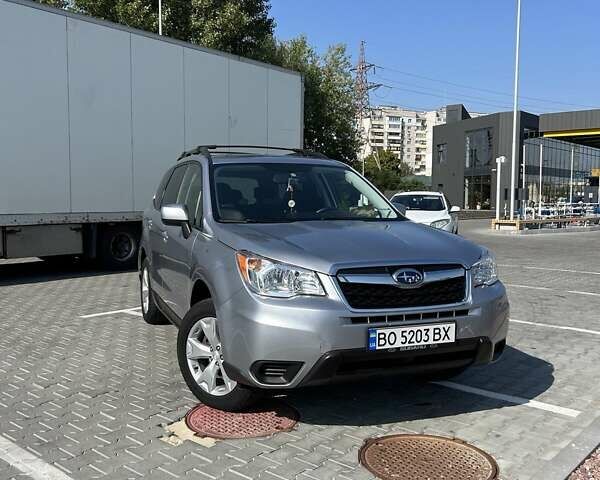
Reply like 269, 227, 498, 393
212, 163, 400, 223
392, 195, 445, 211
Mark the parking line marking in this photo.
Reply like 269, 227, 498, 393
498, 264, 600, 276
0, 434, 74, 480
505, 283, 552, 291
122, 310, 143, 317
80, 307, 141, 318
567, 290, 600, 297
506, 284, 600, 297
510, 318, 600, 336
432, 381, 581, 418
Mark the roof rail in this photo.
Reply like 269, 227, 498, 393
177, 145, 327, 161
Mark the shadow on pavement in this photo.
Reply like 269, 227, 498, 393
286, 346, 554, 427
0, 258, 135, 287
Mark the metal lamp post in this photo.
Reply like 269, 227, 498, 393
158, 0, 163, 35
509, 0, 522, 220
496, 156, 506, 221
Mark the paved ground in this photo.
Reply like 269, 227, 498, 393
0, 219, 599, 480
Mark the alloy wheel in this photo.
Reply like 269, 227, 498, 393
186, 317, 236, 396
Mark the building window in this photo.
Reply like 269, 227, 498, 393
465, 128, 493, 168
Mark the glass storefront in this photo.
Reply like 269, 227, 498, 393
522, 137, 600, 204
464, 128, 494, 209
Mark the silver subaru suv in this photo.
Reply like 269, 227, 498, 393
139, 145, 509, 411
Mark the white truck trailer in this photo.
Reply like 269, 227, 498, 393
0, 0, 303, 268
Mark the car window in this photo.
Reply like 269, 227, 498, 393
161, 165, 187, 207
392, 195, 445, 211
180, 164, 203, 229
212, 163, 399, 223
153, 168, 173, 209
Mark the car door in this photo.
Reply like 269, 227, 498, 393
147, 167, 174, 293
152, 164, 188, 302
160, 163, 202, 319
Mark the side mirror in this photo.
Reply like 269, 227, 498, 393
161, 204, 191, 237
450, 206, 461, 213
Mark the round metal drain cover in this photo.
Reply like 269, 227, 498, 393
359, 434, 499, 480
185, 402, 299, 439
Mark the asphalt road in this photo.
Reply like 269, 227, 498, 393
0, 219, 599, 480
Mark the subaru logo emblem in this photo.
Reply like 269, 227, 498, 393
392, 268, 424, 288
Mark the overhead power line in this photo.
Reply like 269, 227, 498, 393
370, 94, 491, 115
373, 74, 556, 113
373, 63, 600, 111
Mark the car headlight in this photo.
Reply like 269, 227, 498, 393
431, 219, 450, 229
236, 251, 326, 298
471, 252, 498, 287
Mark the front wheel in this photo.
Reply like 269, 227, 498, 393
177, 299, 260, 411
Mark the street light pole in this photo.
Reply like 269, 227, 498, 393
158, 0, 163, 35
509, 0, 522, 220
496, 156, 506, 221
522, 144, 526, 219
538, 144, 543, 218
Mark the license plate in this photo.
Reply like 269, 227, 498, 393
368, 323, 455, 351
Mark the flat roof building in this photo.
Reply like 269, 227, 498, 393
432, 105, 600, 211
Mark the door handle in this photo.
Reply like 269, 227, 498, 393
161, 230, 169, 242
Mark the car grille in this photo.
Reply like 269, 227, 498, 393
347, 308, 470, 325
336, 264, 466, 310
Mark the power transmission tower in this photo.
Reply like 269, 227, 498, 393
354, 41, 381, 174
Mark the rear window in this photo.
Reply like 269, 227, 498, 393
393, 195, 445, 211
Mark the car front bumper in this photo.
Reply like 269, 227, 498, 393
219, 276, 509, 389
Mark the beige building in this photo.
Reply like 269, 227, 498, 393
359, 105, 447, 176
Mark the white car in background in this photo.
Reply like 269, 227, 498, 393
391, 191, 460, 234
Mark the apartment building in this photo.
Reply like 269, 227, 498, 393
359, 105, 447, 176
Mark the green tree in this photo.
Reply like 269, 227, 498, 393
36, 0, 69, 8
364, 149, 424, 192
187, 0, 275, 60
35, 0, 275, 61
273, 37, 359, 163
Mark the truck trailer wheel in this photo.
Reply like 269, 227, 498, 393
100, 224, 139, 270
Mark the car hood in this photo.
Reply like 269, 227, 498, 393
403, 210, 448, 225
212, 220, 483, 275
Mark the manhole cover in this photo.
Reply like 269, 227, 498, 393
185, 402, 299, 439
359, 434, 499, 480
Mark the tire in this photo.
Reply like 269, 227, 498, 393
177, 299, 260, 411
100, 224, 139, 270
140, 258, 169, 325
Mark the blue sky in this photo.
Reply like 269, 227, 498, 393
270, 0, 600, 115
